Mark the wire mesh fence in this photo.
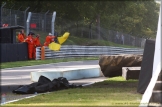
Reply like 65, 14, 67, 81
30, 13, 44, 31
29, 12, 52, 32
2, 8, 25, 26
54, 18, 146, 48
1, 7, 146, 48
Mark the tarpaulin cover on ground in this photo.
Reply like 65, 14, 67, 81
13, 76, 82, 94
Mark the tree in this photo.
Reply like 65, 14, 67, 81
1, 0, 159, 38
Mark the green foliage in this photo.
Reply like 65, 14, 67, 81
3, 0, 160, 38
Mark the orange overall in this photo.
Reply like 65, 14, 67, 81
17, 34, 25, 43
44, 35, 55, 46
25, 35, 35, 60
33, 37, 41, 59
22, 33, 26, 39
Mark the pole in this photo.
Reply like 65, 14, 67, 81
160, 0, 162, 70
51, 11, 56, 35
15, 14, 17, 25
0, 2, 6, 25
18, 6, 22, 10
33, 8, 37, 12
0, 5, 1, 26
40, 9, 44, 13
10, 4, 15, 26
24, 7, 30, 29
96, 14, 100, 40
139, 5, 161, 107
26, 12, 32, 35
44, 10, 49, 32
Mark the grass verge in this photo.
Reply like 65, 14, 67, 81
30, 30, 137, 48
3, 77, 142, 107
0, 57, 99, 69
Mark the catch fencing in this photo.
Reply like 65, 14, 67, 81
28, 12, 53, 33
1, 7, 53, 33
35, 45, 144, 60
1, 8, 25, 27
1, 7, 146, 48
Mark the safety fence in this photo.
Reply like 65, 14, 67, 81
1, 8, 26, 27
52, 18, 147, 48
35, 45, 144, 60
1, 6, 146, 48
1, 7, 53, 33
27, 12, 53, 34
1, 7, 146, 48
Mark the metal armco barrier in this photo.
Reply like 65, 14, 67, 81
35, 45, 144, 60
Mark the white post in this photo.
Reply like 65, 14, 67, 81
139, 4, 161, 107
26, 12, 32, 35
51, 11, 56, 35
161, 2, 162, 71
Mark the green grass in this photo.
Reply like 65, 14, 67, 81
4, 77, 142, 107
0, 57, 98, 69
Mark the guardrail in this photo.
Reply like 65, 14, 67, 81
35, 45, 144, 60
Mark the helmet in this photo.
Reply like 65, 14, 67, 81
49, 33, 52, 35
29, 32, 35, 35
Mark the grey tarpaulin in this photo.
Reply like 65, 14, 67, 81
137, 39, 155, 94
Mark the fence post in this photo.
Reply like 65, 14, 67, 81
9, 4, 15, 26
44, 10, 49, 32
96, 14, 100, 40
0, 7, 2, 24
51, 11, 56, 35
26, 12, 32, 35
0, 2, 6, 25
161, 13, 162, 70
24, 7, 30, 29
18, 6, 22, 10
15, 14, 17, 25
42, 19, 44, 31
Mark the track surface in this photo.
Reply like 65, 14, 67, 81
1, 60, 107, 103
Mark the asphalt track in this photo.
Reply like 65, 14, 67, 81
1, 60, 107, 103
